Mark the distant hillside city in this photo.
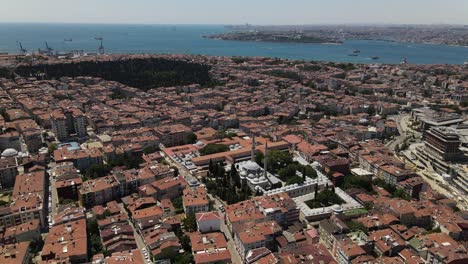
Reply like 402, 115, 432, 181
0, 52, 467, 264
208, 24, 468, 46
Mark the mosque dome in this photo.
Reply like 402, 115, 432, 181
244, 160, 260, 171
1, 148, 18, 157
331, 204, 344, 214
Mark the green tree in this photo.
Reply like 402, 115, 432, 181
183, 213, 197, 232
96, 209, 112, 220
393, 188, 411, 201
347, 220, 368, 233
186, 132, 198, 144
173, 197, 183, 214
143, 145, 158, 154
48, 143, 58, 155
286, 175, 305, 185
266, 150, 293, 174
87, 218, 104, 255
172, 252, 194, 264
278, 164, 297, 180
255, 152, 264, 165
29, 238, 45, 255
199, 144, 229, 156
304, 165, 318, 178
179, 235, 191, 252
85, 164, 112, 180
342, 175, 373, 192
306, 189, 344, 209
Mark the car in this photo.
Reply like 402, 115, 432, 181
142, 248, 147, 252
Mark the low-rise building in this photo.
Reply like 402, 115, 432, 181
233, 220, 282, 260
190, 231, 231, 264
41, 218, 88, 263
54, 146, 103, 172
196, 211, 222, 233
101, 249, 145, 264
79, 175, 121, 208
0, 241, 31, 264
183, 186, 209, 215
0, 170, 47, 228
3, 219, 41, 244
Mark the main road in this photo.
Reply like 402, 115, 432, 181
386, 114, 409, 151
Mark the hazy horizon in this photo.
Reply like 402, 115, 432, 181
2, 0, 468, 25
0, 22, 467, 26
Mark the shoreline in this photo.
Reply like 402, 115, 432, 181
1, 52, 467, 67
208, 35, 468, 48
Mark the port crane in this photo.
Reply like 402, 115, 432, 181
16, 41, 27, 54
98, 38, 105, 55
41, 42, 55, 55
45, 42, 53, 53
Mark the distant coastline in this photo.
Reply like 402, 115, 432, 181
220, 24, 468, 47
1, 24, 467, 65
203, 32, 343, 45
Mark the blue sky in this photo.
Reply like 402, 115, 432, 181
1, 0, 467, 24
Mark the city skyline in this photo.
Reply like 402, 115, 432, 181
1, 0, 468, 25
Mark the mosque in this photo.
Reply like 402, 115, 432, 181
236, 136, 281, 192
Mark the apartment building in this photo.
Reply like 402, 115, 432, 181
41, 218, 88, 263
78, 175, 121, 208
0, 170, 47, 229
233, 220, 282, 260
51, 108, 87, 141
183, 186, 210, 215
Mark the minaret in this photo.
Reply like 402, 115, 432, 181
263, 141, 268, 178
251, 135, 256, 161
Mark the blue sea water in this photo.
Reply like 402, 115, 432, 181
0, 23, 467, 65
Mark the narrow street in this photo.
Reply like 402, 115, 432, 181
119, 203, 151, 263
47, 162, 59, 228
209, 192, 242, 264
161, 150, 242, 262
